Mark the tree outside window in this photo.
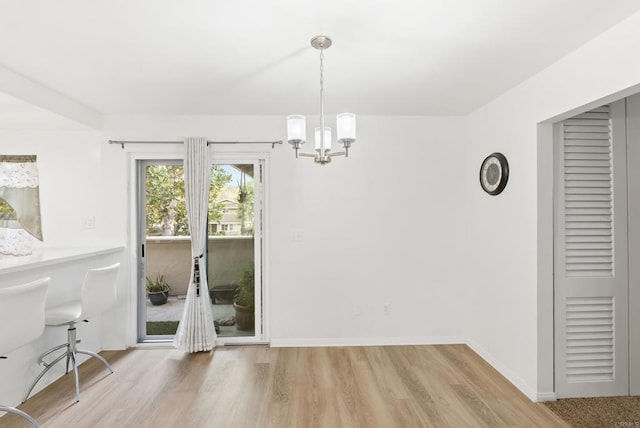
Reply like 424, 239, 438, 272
145, 165, 232, 236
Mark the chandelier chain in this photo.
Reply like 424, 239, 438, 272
320, 47, 324, 94
319, 46, 326, 153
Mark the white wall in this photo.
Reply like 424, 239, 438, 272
464, 10, 640, 400
0, 130, 130, 347
0, 130, 117, 247
0, 131, 128, 409
102, 114, 469, 346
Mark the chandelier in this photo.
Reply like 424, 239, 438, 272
287, 36, 357, 165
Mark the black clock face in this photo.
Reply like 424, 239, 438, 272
480, 152, 509, 195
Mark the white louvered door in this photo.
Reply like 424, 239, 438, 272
554, 101, 629, 398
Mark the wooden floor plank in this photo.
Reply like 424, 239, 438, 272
0, 344, 570, 428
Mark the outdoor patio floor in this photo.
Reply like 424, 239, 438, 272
146, 296, 253, 337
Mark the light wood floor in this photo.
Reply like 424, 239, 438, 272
0, 344, 569, 428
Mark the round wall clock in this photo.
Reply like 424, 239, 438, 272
479, 152, 509, 195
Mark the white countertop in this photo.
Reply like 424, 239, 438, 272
0, 245, 125, 275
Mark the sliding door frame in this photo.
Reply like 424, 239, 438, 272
210, 156, 266, 345
136, 158, 185, 342
129, 151, 270, 346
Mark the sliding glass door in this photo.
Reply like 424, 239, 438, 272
137, 158, 264, 343
207, 161, 262, 340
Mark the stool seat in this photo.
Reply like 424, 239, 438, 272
45, 301, 82, 326
24, 263, 120, 404
0, 277, 50, 428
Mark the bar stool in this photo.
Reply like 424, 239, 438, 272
24, 263, 120, 403
0, 277, 50, 428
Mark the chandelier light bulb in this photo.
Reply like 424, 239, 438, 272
315, 127, 332, 152
337, 112, 356, 144
287, 115, 306, 142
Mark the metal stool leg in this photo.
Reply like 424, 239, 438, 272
76, 350, 114, 373
23, 323, 114, 403
23, 351, 68, 402
0, 405, 39, 428
65, 348, 71, 374
35, 343, 67, 365
70, 351, 80, 403
23, 324, 78, 402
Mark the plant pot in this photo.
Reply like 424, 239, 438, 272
233, 302, 254, 331
149, 290, 169, 306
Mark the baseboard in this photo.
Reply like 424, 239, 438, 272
270, 336, 466, 347
536, 392, 557, 402
101, 343, 128, 351
131, 342, 175, 349
465, 339, 538, 402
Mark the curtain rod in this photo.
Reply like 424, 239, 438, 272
108, 139, 283, 149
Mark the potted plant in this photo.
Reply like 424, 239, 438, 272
146, 274, 170, 306
233, 263, 254, 331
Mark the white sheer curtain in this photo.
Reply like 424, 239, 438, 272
173, 137, 216, 352
0, 155, 43, 256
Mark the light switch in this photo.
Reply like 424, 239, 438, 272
82, 216, 96, 229
291, 230, 304, 242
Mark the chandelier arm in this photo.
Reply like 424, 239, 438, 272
298, 152, 317, 158
327, 151, 346, 158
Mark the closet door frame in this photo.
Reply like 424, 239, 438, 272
626, 93, 640, 395
553, 100, 629, 398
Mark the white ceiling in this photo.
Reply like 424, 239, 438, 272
0, 0, 639, 118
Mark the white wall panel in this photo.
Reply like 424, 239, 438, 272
465, 10, 640, 400
101, 115, 470, 346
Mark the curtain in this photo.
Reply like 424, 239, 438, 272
0, 155, 43, 256
173, 137, 216, 352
